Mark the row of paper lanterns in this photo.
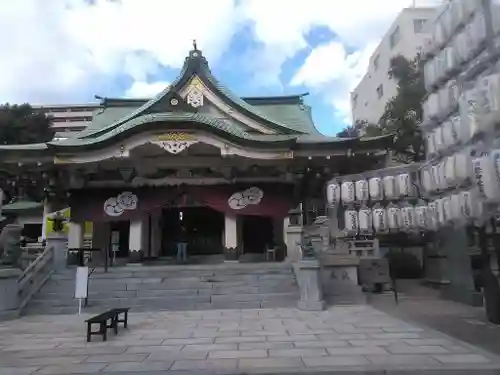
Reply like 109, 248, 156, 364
343, 190, 482, 235
421, 151, 471, 193
327, 173, 414, 205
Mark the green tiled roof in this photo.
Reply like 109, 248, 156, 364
0, 46, 395, 156
51, 112, 299, 150
77, 48, 315, 141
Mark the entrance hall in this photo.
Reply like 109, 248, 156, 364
160, 206, 224, 257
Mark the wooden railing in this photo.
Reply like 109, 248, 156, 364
17, 246, 54, 312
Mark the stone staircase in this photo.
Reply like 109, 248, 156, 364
24, 262, 299, 315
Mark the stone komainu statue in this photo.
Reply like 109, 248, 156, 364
0, 224, 23, 268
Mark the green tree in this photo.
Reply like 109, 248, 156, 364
0, 104, 53, 145
339, 55, 425, 162
0, 104, 53, 203
336, 120, 383, 138
379, 55, 425, 162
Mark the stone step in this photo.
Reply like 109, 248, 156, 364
28, 292, 298, 311
51, 264, 294, 280
33, 290, 298, 303
24, 296, 297, 315
25, 263, 299, 315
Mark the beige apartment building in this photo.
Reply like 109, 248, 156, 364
33, 103, 100, 140
351, 6, 438, 125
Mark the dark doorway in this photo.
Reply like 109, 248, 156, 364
161, 207, 224, 256
109, 221, 130, 258
242, 215, 274, 253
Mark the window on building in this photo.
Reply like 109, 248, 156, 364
413, 19, 427, 33
376, 84, 384, 99
374, 54, 380, 71
390, 26, 401, 48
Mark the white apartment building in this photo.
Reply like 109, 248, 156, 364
33, 103, 100, 140
351, 6, 438, 125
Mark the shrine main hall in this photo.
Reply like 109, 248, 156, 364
0, 46, 393, 262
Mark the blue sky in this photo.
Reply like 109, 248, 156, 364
0, 0, 440, 136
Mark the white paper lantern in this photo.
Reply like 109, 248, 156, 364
455, 151, 472, 183
459, 190, 473, 220
383, 176, 396, 200
477, 73, 500, 132
442, 120, 457, 147
444, 156, 456, 186
344, 207, 359, 235
421, 168, 433, 193
326, 182, 341, 206
442, 196, 452, 223
433, 125, 445, 153
436, 198, 446, 226
491, 149, 500, 187
450, 193, 462, 221
472, 155, 500, 202
401, 204, 416, 231
387, 204, 401, 231
459, 88, 480, 140
372, 205, 388, 233
427, 202, 438, 230
397, 173, 412, 197
431, 165, 440, 191
341, 181, 355, 204
426, 132, 436, 155
460, 189, 484, 221
358, 207, 373, 233
415, 203, 427, 229
438, 162, 448, 190
368, 177, 383, 200
355, 179, 369, 202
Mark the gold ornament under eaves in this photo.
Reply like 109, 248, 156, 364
156, 132, 197, 142
188, 76, 204, 91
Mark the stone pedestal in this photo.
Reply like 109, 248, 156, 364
0, 268, 22, 320
295, 260, 326, 311
438, 227, 483, 306
46, 232, 68, 272
319, 255, 366, 305
285, 226, 303, 262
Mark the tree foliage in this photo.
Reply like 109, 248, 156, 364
0, 104, 53, 145
338, 55, 425, 162
379, 55, 425, 161
0, 104, 53, 203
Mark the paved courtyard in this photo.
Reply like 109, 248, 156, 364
1, 305, 500, 375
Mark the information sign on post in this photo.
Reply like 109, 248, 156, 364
75, 266, 89, 315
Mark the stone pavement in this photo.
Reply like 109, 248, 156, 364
1, 306, 500, 375
368, 279, 500, 357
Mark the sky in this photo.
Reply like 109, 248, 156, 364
0, 0, 442, 136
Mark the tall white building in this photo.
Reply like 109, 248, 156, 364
351, 6, 438, 125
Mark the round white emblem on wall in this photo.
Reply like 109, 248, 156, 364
228, 187, 264, 210
117, 191, 138, 210
104, 191, 139, 217
104, 197, 125, 217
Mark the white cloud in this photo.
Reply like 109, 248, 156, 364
240, 0, 442, 129
291, 41, 377, 124
0, 0, 241, 104
125, 81, 170, 98
0, 0, 442, 128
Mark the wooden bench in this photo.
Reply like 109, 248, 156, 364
112, 307, 130, 329
85, 308, 130, 342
